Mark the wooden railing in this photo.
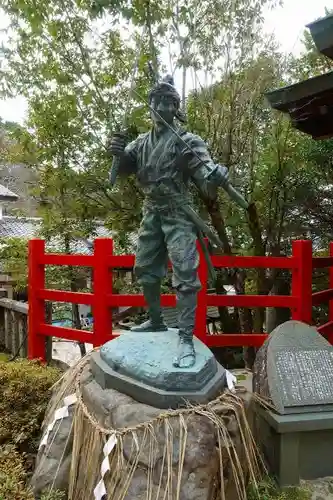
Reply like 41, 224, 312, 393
0, 297, 53, 361
27, 237, 333, 362
0, 298, 28, 358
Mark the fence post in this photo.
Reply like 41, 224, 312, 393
329, 242, 333, 325
291, 239, 313, 324
195, 239, 208, 343
28, 239, 47, 361
93, 238, 114, 347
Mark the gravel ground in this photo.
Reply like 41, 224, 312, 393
52, 339, 93, 366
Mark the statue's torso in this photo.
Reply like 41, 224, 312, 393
135, 127, 190, 202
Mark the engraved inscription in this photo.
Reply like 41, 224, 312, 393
274, 349, 333, 407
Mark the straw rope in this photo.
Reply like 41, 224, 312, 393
38, 349, 266, 499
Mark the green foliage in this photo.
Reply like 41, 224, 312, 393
0, 237, 28, 290
0, 0, 155, 239
0, 236, 90, 293
0, 444, 65, 500
0, 358, 61, 449
0, 358, 62, 500
0, 0, 278, 241
248, 476, 311, 500
0, 445, 34, 500
40, 489, 66, 500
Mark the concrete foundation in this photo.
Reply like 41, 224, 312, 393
255, 404, 333, 487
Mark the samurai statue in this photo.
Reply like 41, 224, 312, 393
109, 75, 231, 369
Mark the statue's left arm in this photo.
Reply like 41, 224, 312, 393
180, 133, 229, 199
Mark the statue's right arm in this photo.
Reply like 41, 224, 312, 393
117, 139, 138, 177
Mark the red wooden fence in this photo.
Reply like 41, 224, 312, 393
27, 238, 333, 362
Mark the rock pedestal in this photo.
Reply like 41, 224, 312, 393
30, 332, 250, 499
30, 365, 248, 499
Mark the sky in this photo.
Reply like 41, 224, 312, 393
0, 0, 330, 125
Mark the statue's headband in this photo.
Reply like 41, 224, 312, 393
148, 75, 181, 104
148, 74, 186, 123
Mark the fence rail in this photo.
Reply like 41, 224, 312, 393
0, 298, 28, 358
28, 238, 333, 362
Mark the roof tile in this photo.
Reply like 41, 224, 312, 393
0, 184, 18, 201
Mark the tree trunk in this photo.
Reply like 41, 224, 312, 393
234, 269, 256, 369
247, 202, 268, 333
70, 274, 86, 357
265, 273, 291, 333
215, 270, 238, 333
201, 196, 241, 334
203, 197, 232, 254
64, 236, 86, 358
45, 302, 53, 363
181, 65, 186, 110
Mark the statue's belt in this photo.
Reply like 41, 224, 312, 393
144, 195, 223, 285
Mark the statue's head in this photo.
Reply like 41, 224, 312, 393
148, 75, 186, 126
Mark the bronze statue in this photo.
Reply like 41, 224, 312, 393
109, 75, 244, 369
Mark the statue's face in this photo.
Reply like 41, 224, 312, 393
150, 94, 178, 125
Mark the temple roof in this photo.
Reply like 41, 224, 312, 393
0, 184, 18, 202
266, 72, 333, 139
266, 12, 333, 139
307, 13, 333, 61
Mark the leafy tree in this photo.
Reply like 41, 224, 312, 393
186, 26, 333, 358
3, 0, 333, 368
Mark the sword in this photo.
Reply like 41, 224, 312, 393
109, 29, 147, 186
142, 93, 249, 210
112, 82, 249, 210
120, 60, 248, 210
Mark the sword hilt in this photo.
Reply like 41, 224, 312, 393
108, 130, 128, 187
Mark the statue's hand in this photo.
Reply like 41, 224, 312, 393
216, 164, 229, 187
108, 131, 127, 157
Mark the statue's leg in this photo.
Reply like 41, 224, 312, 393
163, 211, 201, 368
131, 208, 168, 332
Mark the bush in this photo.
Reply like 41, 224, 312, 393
0, 358, 61, 451
0, 357, 62, 499
248, 476, 311, 500
0, 445, 34, 500
0, 444, 65, 500
40, 490, 65, 500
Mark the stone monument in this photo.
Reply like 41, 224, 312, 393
253, 320, 333, 487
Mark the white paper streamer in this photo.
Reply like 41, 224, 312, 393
39, 393, 78, 450
93, 434, 117, 500
226, 370, 237, 392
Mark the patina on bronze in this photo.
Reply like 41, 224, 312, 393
109, 75, 247, 369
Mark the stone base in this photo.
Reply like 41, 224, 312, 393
254, 403, 333, 487
90, 329, 227, 408
31, 360, 247, 500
